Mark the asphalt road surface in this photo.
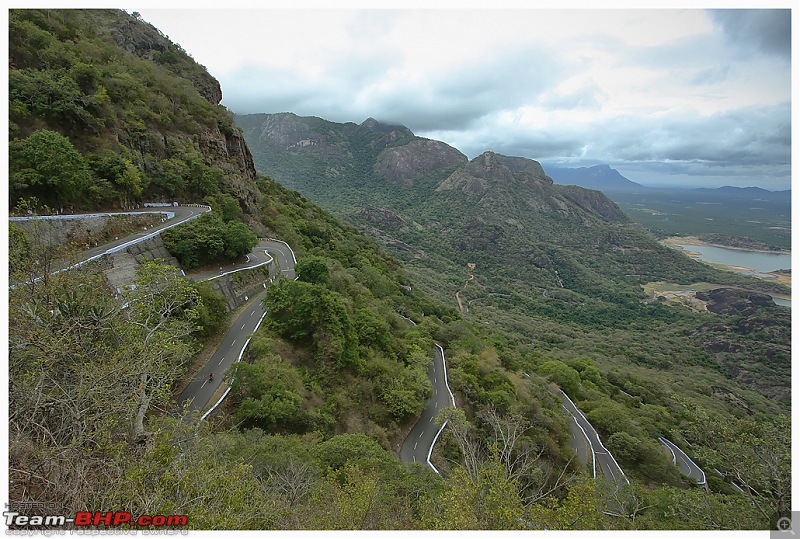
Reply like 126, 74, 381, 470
11, 205, 210, 278
400, 342, 456, 473
554, 389, 629, 486
176, 239, 297, 415
527, 374, 592, 473
13, 207, 299, 419
659, 437, 707, 485
563, 411, 592, 474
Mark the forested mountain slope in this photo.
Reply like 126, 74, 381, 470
238, 111, 790, 404
9, 9, 258, 212
6, 9, 789, 531
238, 111, 791, 527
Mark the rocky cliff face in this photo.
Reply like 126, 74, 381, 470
197, 125, 260, 212
108, 11, 260, 212
98, 10, 223, 105
437, 151, 627, 224
374, 139, 467, 187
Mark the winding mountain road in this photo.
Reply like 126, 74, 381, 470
10, 205, 210, 279
177, 239, 297, 415
399, 317, 456, 473
554, 389, 629, 486
659, 437, 706, 485
12, 207, 299, 418
16, 208, 458, 458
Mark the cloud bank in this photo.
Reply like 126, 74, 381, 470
137, 8, 792, 189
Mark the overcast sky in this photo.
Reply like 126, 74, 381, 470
133, 5, 793, 189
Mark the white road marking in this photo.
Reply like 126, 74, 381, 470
414, 442, 418, 450
241, 323, 246, 329
218, 357, 225, 365
231, 340, 236, 347
419, 432, 424, 438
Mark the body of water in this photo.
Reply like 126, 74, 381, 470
676, 244, 790, 274
675, 243, 790, 308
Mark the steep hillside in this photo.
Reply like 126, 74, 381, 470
9, 9, 259, 212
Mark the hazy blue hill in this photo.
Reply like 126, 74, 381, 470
691, 185, 791, 203
545, 164, 645, 192
542, 163, 790, 249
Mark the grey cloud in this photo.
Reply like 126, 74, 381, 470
422, 101, 790, 189
557, 103, 793, 167
537, 82, 607, 111
625, 34, 737, 88
222, 44, 564, 133
710, 9, 791, 60
690, 64, 732, 85
358, 46, 565, 131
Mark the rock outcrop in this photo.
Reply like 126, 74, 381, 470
374, 139, 467, 187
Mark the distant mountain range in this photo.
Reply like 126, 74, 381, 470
545, 164, 645, 192
545, 164, 790, 203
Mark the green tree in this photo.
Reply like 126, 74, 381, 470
232, 359, 305, 431
263, 279, 360, 369
192, 281, 228, 338
538, 359, 581, 398
296, 256, 330, 285
222, 220, 258, 259
303, 464, 399, 529
10, 129, 92, 208
115, 158, 144, 209
122, 261, 203, 440
162, 214, 257, 269
420, 457, 526, 530
311, 433, 393, 471
688, 408, 791, 527
204, 193, 242, 222
607, 431, 645, 464
527, 480, 607, 530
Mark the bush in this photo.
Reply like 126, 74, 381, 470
538, 359, 581, 398
162, 214, 257, 269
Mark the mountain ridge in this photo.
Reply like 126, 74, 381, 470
546, 163, 645, 192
